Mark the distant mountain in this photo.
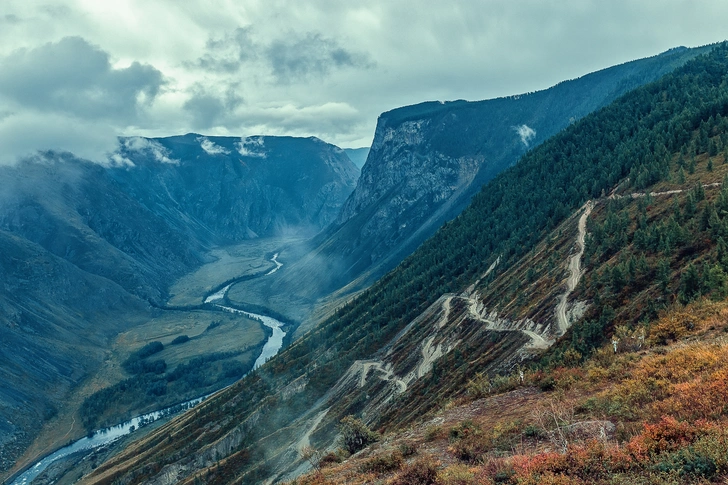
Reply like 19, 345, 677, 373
236, 45, 714, 327
0, 135, 358, 475
111, 134, 360, 243
343, 147, 369, 169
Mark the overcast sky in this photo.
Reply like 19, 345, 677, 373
1, 1, 727, 164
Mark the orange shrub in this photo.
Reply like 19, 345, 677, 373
626, 416, 699, 460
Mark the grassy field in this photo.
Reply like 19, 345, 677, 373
113, 309, 266, 369
167, 237, 302, 306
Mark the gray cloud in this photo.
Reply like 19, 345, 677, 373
193, 27, 373, 83
2, 14, 21, 24
266, 32, 374, 83
183, 85, 244, 130
0, 37, 164, 123
193, 27, 257, 73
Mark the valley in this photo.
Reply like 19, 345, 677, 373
4, 41, 728, 485
50, 43, 728, 485
9, 239, 293, 485
0, 133, 359, 482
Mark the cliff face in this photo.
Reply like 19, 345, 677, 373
336, 116, 482, 262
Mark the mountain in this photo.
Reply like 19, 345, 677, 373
111, 135, 360, 243
0, 135, 359, 478
64, 43, 728, 484
231, 45, 714, 330
343, 147, 369, 169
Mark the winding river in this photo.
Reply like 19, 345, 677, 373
11, 254, 286, 485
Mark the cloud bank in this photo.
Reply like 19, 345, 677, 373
1, 1, 727, 162
0, 36, 164, 164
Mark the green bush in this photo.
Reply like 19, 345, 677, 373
170, 335, 190, 345
338, 416, 379, 454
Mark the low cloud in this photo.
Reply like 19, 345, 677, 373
0, 111, 119, 165
515, 124, 536, 146
198, 136, 230, 155
235, 137, 266, 158
121, 137, 178, 164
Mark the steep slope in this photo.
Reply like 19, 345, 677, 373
234, 45, 713, 327
73, 43, 728, 485
292, 153, 728, 485
0, 230, 151, 473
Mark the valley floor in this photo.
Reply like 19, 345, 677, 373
5, 237, 302, 484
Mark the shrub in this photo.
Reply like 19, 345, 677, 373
359, 451, 403, 474
318, 452, 342, 468
449, 420, 479, 442
391, 457, 439, 485
338, 416, 379, 455
437, 464, 475, 485
655, 448, 717, 479
425, 425, 442, 442
171, 335, 190, 345
522, 424, 545, 439
399, 441, 418, 457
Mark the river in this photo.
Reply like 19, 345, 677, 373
11, 255, 286, 485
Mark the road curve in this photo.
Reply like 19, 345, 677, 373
555, 201, 593, 335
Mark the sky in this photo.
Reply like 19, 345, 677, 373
1, 1, 727, 165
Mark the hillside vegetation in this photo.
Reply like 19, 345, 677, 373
283, 45, 728, 485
